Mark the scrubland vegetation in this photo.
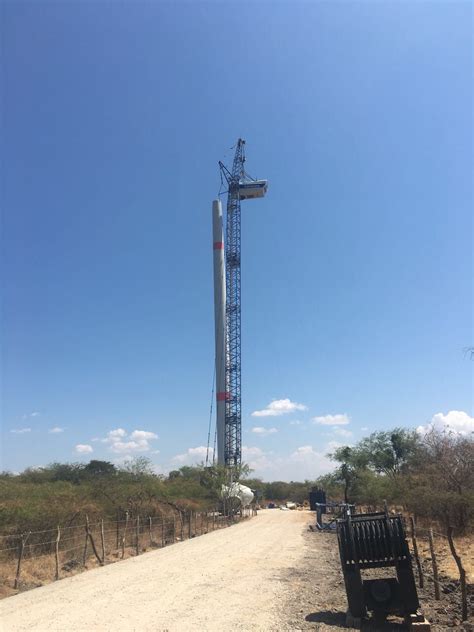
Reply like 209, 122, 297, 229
0, 427, 472, 535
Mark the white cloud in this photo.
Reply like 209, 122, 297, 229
75, 444, 93, 454
106, 428, 127, 441
97, 427, 159, 454
417, 410, 474, 436
332, 427, 353, 438
10, 428, 31, 434
251, 398, 307, 417
242, 445, 273, 471
251, 426, 278, 436
312, 413, 350, 426
289, 420, 302, 426
360, 426, 369, 432
48, 427, 64, 434
172, 446, 212, 464
130, 430, 158, 441
287, 444, 334, 479
110, 440, 150, 454
240, 443, 335, 482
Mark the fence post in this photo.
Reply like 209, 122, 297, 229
135, 516, 140, 555
428, 528, 440, 600
447, 527, 468, 621
213, 508, 216, 531
100, 519, 105, 564
409, 516, 424, 588
161, 519, 165, 547
188, 511, 192, 539
116, 510, 120, 549
14, 532, 30, 589
148, 516, 153, 546
100, 518, 105, 566
85, 515, 103, 565
180, 513, 184, 541
83, 516, 89, 565
172, 515, 176, 543
55, 525, 61, 580
121, 511, 129, 559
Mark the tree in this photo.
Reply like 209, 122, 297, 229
84, 460, 116, 477
407, 429, 474, 530
329, 446, 364, 503
119, 457, 156, 477
355, 429, 419, 478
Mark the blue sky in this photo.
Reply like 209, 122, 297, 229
2, 1, 472, 480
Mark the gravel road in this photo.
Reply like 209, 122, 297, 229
0, 510, 313, 632
3, 510, 468, 631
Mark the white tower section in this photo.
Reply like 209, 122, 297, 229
212, 199, 226, 465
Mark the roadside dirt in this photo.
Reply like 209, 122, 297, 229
281, 524, 473, 631
0, 510, 471, 631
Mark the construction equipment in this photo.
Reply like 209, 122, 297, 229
213, 139, 267, 468
337, 509, 421, 621
311, 502, 355, 531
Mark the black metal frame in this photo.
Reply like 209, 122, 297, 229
314, 503, 355, 531
337, 510, 420, 619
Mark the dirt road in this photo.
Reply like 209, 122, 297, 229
2, 510, 470, 631
0, 510, 313, 632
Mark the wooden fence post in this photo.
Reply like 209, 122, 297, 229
135, 516, 140, 555
100, 519, 106, 564
85, 515, 103, 565
447, 527, 468, 621
409, 516, 424, 588
428, 528, 440, 600
121, 511, 129, 559
213, 508, 216, 531
188, 511, 192, 539
148, 516, 153, 546
180, 513, 184, 541
161, 519, 165, 547
116, 510, 120, 549
83, 516, 89, 565
55, 525, 61, 580
14, 532, 30, 589
172, 515, 176, 543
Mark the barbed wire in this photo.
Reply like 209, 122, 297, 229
0, 513, 199, 539
0, 512, 249, 556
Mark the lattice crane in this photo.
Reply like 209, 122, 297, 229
216, 139, 268, 468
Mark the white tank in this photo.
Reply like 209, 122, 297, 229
221, 482, 254, 507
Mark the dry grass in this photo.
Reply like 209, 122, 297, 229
418, 534, 474, 583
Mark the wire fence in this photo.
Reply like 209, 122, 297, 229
406, 516, 470, 622
0, 507, 257, 591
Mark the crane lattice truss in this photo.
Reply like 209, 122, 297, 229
218, 139, 267, 469
219, 140, 245, 467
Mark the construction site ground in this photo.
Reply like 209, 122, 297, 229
0, 509, 471, 631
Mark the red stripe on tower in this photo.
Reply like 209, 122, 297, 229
216, 392, 230, 401
213, 242, 224, 250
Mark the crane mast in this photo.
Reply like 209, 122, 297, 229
223, 139, 245, 467
216, 139, 267, 470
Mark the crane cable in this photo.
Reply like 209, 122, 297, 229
205, 367, 216, 467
